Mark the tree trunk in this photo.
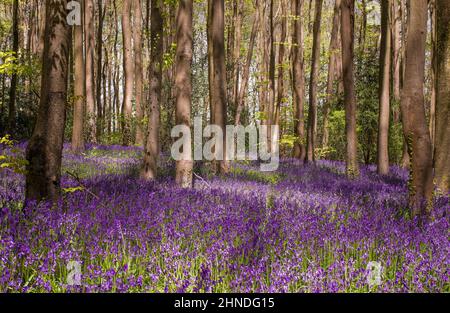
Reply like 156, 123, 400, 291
207, 0, 215, 124
340, 0, 359, 177
292, 0, 306, 160
429, 0, 436, 156
322, 0, 341, 149
141, 0, 163, 180
175, 0, 194, 188
392, 0, 402, 103
72, 2, 85, 154
7, 0, 19, 135
400, 0, 433, 217
134, 0, 145, 146
305, 0, 322, 163
234, 0, 259, 126
211, 0, 229, 174
95, 0, 105, 141
377, 0, 391, 175
232, 0, 243, 112
267, 0, 276, 152
435, 0, 450, 192
274, 0, 287, 132
25, 0, 71, 203
85, 0, 96, 142
122, 0, 134, 146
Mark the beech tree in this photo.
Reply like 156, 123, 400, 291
85, 0, 96, 142
292, 0, 306, 160
71, 0, 85, 154
25, 0, 71, 202
174, 0, 194, 188
377, 0, 391, 175
435, 0, 450, 192
400, 0, 433, 217
210, 0, 229, 174
142, 0, 163, 180
121, 0, 134, 146
340, 0, 359, 177
305, 0, 323, 163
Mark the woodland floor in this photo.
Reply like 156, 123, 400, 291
0, 143, 448, 292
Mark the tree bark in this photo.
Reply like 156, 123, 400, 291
435, 0, 450, 192
25, 0, 71, 203
305, 0, 322, 163
71, 1, 85, 154
85, 0, 96, 142
340, 0, 359, 177
392, 0, 402, 103
210, 0, 229, 174
274, 0, 287, 132
134, 0, 145, 146
400, 0, 433, 217
122, 0, 134, 146
267, 0, 276, 152
377, 0, 391, 175
322, 0, 341, 149
292, 0, 306, 160
175, 0, 194, 188
95, 0, 105, 140
141, 0, 163, 180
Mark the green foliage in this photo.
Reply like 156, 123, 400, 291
0, 135, 28, 175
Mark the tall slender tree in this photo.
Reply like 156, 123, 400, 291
377, 0, 391, 175
96, 0, 106, 140
174, 0, 194, 188
292, 0, 306, 160
305, 0, 323, 163
210, 0, 229, 174
72, 0, 85, 154
322, 0, 341, 149
121, 0, 134, 146
141, 0, 163, 180
401, 0, 433, 217
340, 0, 359, 177
134, 0, 145, 146
85, 0, 96, 142
435, 0, 450, 192
25, 0, 71, 202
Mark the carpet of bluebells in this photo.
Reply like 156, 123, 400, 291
0, 143, 448, 293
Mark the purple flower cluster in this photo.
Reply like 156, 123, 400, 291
0, 144, 448, 292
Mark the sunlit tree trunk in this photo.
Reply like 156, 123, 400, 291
305, 0, 322, 163
322, 0, 341, 149
175, 0, 194, 188
292, 0, 306, 160
85, 0, 96, 142
340, 0, 359, 177
122, 0, 134, 146
377, 0, 391, 175
72, 1, 85, 154
401, 0, 433, 217
95, 0, 105, 141
134, 0, 145, 146
26, 0, 71, 203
